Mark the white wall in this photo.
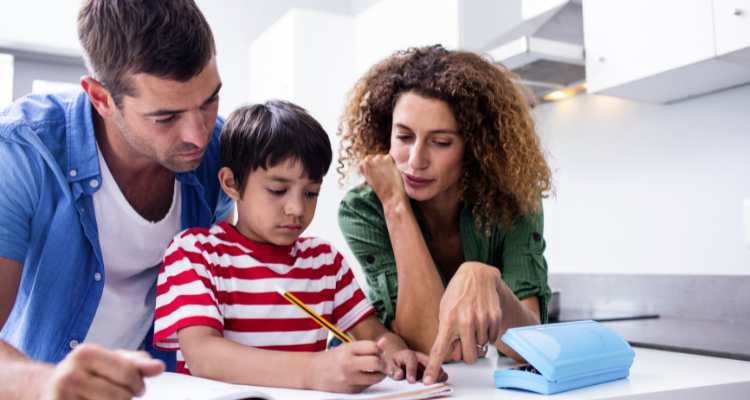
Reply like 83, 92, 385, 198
354, 0, 460, 76
0, 0, 82, 54
539, 84, 750, 276
249, 9, 366, 286
0, 54, 12, 110
195, 0, 351, 118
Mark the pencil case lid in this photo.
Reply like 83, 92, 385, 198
499, 320, 635, 383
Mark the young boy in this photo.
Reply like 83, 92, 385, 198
153, 101, 446, 393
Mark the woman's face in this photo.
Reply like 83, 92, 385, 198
389, 92, 465, 203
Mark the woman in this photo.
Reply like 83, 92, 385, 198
336, 45, 554, 384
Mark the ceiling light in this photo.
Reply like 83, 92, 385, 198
542, 83, 587, 102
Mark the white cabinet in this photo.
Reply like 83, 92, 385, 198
714, 0, 750, 59
583, 0, 750, 103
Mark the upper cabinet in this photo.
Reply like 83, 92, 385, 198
714, 0, 750, 57
583, 0, 750, 103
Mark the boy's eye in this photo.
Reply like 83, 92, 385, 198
268, 189, 286, 195
305, 191, 319, 197
155, 115, 177, 125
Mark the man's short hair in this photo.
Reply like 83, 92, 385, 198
220, 101, 333, 195
78, 0, 216, 107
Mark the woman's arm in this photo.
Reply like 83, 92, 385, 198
492, 280, 542, 359
177, 325, 391, 393
357, 155, 448, 357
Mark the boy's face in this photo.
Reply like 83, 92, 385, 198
230, 160, 321, 246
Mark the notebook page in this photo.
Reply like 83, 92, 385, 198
142, 373, 270, 400
143, 373, 452, 400
256, 376, 452, 400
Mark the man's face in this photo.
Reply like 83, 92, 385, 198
114, 57, 222, 173
233, 159, 322, 246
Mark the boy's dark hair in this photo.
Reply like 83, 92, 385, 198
77, 0, 216, 107
220, 101, 333, 194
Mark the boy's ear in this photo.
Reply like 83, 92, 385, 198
218, 167, 241, 201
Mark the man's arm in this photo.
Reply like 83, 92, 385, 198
1, 258, 165, 400
0, 340, 165, 400
0, 256, 23, 329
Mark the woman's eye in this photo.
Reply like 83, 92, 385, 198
155, 115, 177, 125
395, 134, 413, 141
305, 191, 320, 197
435, 141, 451, 147
268, 189, 286, 195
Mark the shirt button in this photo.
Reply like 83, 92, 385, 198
94, 273, 102, 282
90, 179, 99, 188
365, 254, 375, 263
69, 170, 77, 177
69, 340, 78, 349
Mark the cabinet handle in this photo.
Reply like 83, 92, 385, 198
731, 7, 742, 15
598, 56, 606, 62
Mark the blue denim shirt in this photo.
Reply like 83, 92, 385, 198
0, 90, 234, 371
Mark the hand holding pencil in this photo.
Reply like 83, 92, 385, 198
275, 286, 394, 393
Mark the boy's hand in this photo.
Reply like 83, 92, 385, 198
308, 341, 392, 393
381, 338, 449, 384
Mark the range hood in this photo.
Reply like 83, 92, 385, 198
484, 1, 585, 99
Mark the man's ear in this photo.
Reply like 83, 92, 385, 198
80, 76, 117, 118
218, 167, 241, 201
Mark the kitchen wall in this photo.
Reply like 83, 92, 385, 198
3, 0, 748, 278
0, 0, 353, 117
539, 84, 750, 276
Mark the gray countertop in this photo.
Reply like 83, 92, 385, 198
602, 317, 750, 361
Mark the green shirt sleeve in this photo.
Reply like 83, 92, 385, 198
338, 187, 399, 329
494, 206, 552, 325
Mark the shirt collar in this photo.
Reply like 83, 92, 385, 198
65, 90, 100, 183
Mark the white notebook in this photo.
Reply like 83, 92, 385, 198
142, 372, 453, 400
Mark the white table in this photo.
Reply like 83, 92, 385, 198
441, 346, 750, 399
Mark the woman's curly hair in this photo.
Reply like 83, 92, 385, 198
337, 45, 553, 232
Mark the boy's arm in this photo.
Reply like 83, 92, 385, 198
177, 325, 391, 393
348, 314, 448, 384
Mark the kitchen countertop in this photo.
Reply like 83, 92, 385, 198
602, 317, 750, 361
442, 345, 750, 399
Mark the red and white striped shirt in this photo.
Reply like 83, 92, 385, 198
153, 222, 374, 374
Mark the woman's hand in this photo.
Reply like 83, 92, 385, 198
358, 155, 408, 207
422, 262, 503, 385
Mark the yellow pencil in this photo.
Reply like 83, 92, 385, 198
275, 285, 351, 343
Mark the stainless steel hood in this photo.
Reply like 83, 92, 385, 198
483, 1, 585, 99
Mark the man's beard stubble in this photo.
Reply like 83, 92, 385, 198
113, 110, 211, 173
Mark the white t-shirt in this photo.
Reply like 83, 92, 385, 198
84, 144, 182, 350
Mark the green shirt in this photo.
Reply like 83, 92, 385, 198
338, 185, 551, 330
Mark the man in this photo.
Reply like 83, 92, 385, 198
0, 1, 234, 398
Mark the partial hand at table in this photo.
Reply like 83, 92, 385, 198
422, 262, 503, 385
42, 344, 165, 400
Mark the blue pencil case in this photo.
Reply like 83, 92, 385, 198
493, 320, 636, 395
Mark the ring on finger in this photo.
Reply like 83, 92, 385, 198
476, 342, 489, 352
